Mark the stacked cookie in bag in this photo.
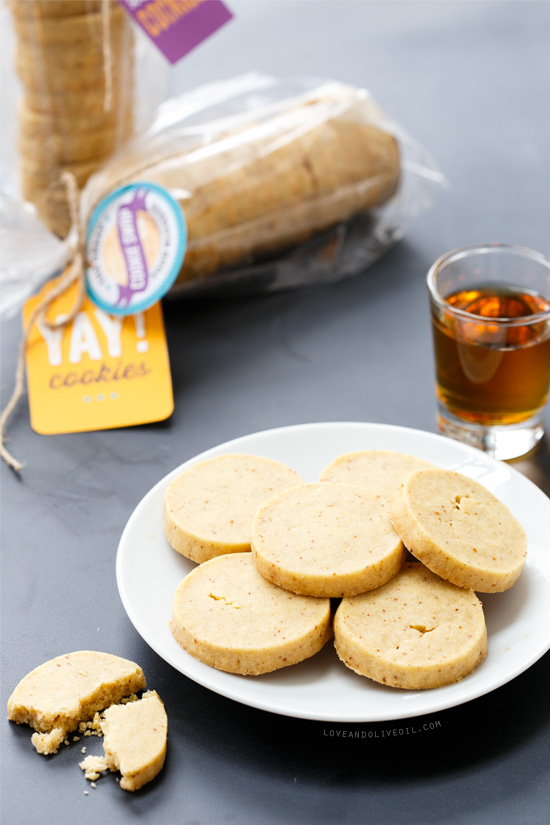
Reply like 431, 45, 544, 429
9, 0, 134, 237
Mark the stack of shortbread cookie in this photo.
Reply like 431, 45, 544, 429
9, 0, 134, 237
164, 451, 527, 689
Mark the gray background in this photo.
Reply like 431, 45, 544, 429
1, 2, 549, 824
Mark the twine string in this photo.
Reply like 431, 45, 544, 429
0, 172, 86, 473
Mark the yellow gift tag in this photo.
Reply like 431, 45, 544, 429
23, 275, 173, 435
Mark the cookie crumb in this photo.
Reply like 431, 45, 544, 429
79, 754, 108, 781
30, 728, 65, 755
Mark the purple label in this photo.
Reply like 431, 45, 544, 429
116, 187, 150, 307
117, 0, 233, 65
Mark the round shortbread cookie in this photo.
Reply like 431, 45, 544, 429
15, 49, 132, 93
163, 454, 304, 564
19, 126, 126, 163
19, 100, 132, 138
171, 553, 332, 675
10, 1, 105, 18
334, 562, 488, 689
251, 482, 406, 598
320, 450, 435, 505
389, 469, 527, 592
23, 85, 129, 114
15, 31, 129, 67
12, 6, 125, 44
7, 651, 146, 754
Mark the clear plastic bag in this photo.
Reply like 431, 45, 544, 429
1, 72, 445, 316
81, 72, 446, 296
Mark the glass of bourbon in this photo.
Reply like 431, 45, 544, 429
427, 244, 550, 460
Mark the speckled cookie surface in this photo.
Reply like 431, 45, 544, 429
164, 453, 303, 563
171, 553, 331, 675
7, 651, 146, 754
389, 469, 527, 592
100, 690, 167, 792
320, 450, 435, 505
334, 562, 488, 689
251, 482, 405, 598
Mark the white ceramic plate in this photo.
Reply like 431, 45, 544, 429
116, 422, 550, 722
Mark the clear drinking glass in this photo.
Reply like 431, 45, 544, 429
427, 243, 550, 460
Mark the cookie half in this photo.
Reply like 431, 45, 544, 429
334, 562, 488, 689
251, 482, 405, 597
389, 469, 527, 592
87, 690, 168, 792
171, 553, 331, 675
164, 453, 303, 563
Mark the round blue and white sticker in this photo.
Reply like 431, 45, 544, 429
85, 183, 186, 316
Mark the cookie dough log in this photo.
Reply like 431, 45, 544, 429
172, 553, 332, 675
251, 482, 406, 598
7, 651, 146, 754
80, 690, 168, 792
389, 469, 527, 592
164, 454, 304, 564
334, 563, 488, 689
320, 450, 435, 505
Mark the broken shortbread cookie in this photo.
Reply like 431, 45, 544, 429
7, 651, 146, 754
79, 691, 167, 791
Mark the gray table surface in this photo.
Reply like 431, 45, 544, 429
1, 2, 549, 824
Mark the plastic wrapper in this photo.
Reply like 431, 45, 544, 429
0, 72, 445, 316
2, 0, 167, 242
82, 73, 445, 296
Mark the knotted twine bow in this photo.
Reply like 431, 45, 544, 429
0, 173, 86, 472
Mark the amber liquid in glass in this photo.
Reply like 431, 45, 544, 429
431, 284, 550, 425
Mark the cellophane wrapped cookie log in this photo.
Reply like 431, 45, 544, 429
9, 0, 135, 238
80, 74, 443, 294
